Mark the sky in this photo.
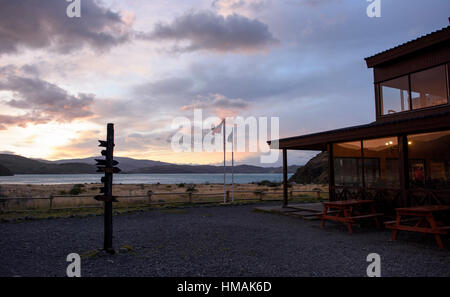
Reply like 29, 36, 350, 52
0, 0, 449, 166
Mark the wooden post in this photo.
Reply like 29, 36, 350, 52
259, 191, 263, 201
147, 191, 152, 206
226, 191, 230, 203
104, 123, 114, 253
283, 149, 288, 208
398, 135, 409, 207
49, 195, 54, 211
188, 192, 193, 204
327, 144, 335, 201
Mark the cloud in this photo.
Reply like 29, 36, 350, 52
181, 93, 249, 117
140, 10, 278, 53
301, 0, 342, 7
133, 77, 195, 97
0, 66, 95, 129
0, 113, 51, 130
212, 0, 266, 16
0, 0, 133, 55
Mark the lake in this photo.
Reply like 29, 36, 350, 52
0, 173, 293, 185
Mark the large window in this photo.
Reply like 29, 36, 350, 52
363, 137, 399, 188
334, 142, 362, 187
380, 76, 410, 115
379, 65, 449, 116
411, 65, 448, 110
333, 137, 400, 188
408, 130, 450, 189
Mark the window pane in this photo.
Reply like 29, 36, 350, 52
364, 158, 381, 187
333, 141, 362, 187
411, 65, 448, 110
363, 137, 400, 188
408, 130, 450, 189
334, 158, 362, 187
333, 141, 361, 157
386, 159, 400, 187
380, 76, 410, 115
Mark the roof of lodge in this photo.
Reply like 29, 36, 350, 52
365, 25, 450, 68
268, 112, 450, 151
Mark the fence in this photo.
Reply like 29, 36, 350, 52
0, 189, 326, 213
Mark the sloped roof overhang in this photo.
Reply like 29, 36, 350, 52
268, 112, 450, 151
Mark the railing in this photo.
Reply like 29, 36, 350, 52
332, 186, 450, 214
0, 189, 325, 213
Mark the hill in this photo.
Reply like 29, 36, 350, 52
0, 154, 300, 175
289, 151, 328, 184
51, 156, 169, 172
0, 164, 13, 176
0, 154, 96, 174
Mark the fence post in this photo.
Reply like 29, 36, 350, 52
226, 191, 230, 203
188, 192, 193, 204
49, 195, 54, 211
259, 191, 264, 202
147, 191, 152, 206
289, 190, 293, 201
316, 191, 321, 199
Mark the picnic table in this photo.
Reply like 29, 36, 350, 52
385, 205, 450, 249
320, 200, 383, 233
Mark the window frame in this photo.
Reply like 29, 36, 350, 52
376, 63, 450, 118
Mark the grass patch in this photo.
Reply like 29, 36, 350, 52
0, 197, 328, 223
80, 249, 100, 259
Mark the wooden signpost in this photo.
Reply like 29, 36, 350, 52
94, 123, 121, 253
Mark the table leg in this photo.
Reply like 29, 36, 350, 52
426, 215, 445, 249
392, 214, 401, 240
370, 204, 380, 229
321, 206, 328, 228
343, 207, 353, 233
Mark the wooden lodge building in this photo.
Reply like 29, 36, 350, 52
270, 26, 450, 213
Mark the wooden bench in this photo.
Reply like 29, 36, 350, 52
320, 200, 383, 233
386, 205, 450, 249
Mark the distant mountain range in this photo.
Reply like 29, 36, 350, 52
0, 154, 301, 176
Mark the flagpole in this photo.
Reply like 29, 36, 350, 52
223, 118, 226, 204
231, 125, 234, 203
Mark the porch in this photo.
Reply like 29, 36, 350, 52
269, 111, 450, 213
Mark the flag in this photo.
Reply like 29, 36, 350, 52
212, 120, 224, 135
227, 128, 233, 143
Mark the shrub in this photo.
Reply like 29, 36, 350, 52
186, 185, 198, 193
257, 180, 282, 187
69, 184, 85, 195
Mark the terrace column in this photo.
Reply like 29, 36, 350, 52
283, 149, 288, 208
398, 135, 409, 207
327, 144, 335, 201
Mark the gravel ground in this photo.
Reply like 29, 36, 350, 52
0, 203, 449, 277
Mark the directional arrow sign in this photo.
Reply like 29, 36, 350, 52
97, 167, 121, 173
